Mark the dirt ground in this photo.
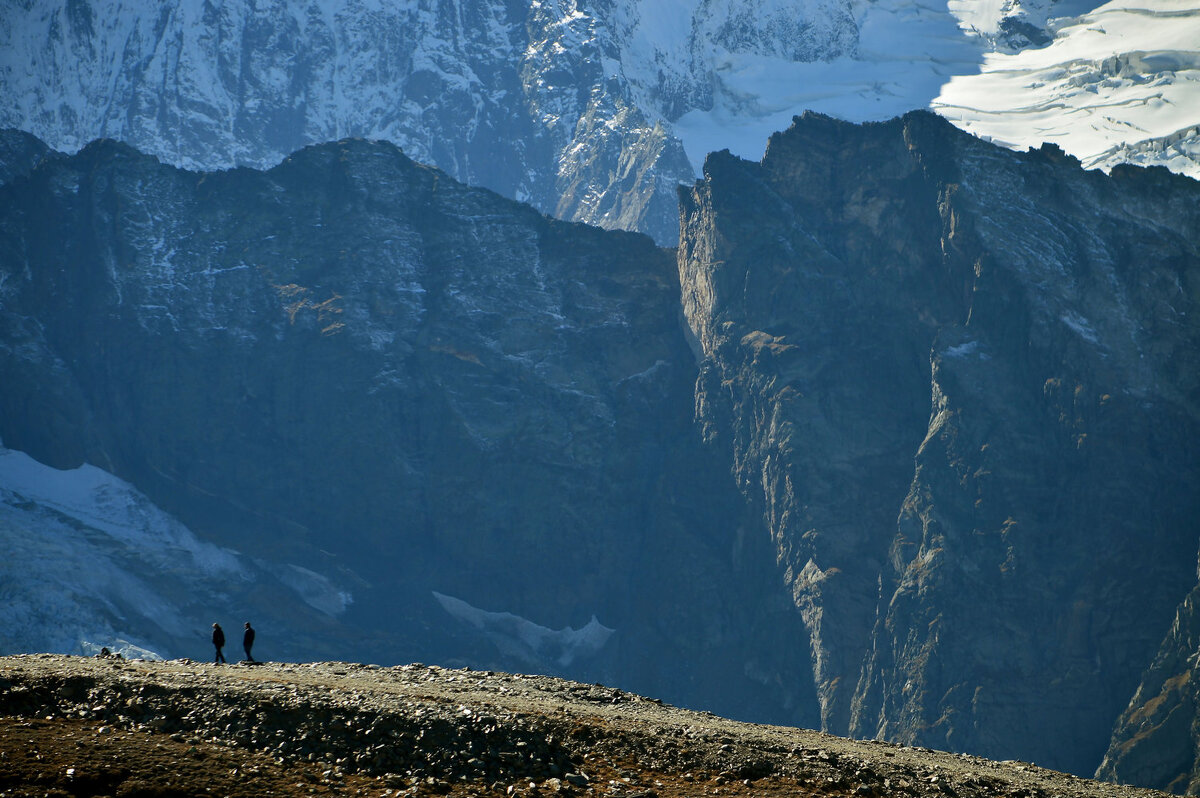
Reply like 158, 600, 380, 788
0, 655, 1171, 798
0, 716, 381, 798
0, 716, 827, 798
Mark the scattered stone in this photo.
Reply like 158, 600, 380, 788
0, 655, 1174, 798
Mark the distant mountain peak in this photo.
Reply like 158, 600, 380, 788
3, 0, 1196, 250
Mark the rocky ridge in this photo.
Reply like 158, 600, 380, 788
0, 654, 1172, 798
0, 128, 806, 727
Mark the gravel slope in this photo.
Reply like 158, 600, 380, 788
0, 655, 1171, 798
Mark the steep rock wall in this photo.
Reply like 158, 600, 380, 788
678, 111, 1200, 777
1098, 571, 1200, 794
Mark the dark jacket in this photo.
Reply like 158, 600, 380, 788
243, 627, 255, 648
212, 626, 225, 647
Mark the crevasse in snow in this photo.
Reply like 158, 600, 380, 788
934, 0, 1200, 178
1, 0, 1195, 226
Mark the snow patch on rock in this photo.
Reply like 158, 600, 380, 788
0, 442, 351, 657
433, 591, 615, 669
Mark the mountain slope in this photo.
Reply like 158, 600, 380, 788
3, 0, 1196, 249
0, 443, 352, 662
0, 654, 1176, 798
0, 0, 694, 243
0, 130, 813, 726
2, 113, 1200, 787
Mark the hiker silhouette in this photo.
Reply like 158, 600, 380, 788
211, 623, 226, 664
243, 622, 256, 662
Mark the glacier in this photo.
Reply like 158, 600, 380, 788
625, 0, 1200, 178
934, 0, 1200, 178
1, 0, 1196, 247
0, 441, 351, 660
668, 0, 983, 167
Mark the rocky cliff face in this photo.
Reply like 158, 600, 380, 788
678, 111, 1200, 779
0, 132, 813, 724
6, 0, 1195, 251
1098, 562, 1200, 794
0, 0, 694, 244
3, 113, 1200, 789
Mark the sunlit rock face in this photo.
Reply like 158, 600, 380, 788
1098, 579, 1200, 794
678, 110, 1200, 778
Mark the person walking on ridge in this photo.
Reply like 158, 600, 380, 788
212, 622, 226, 664
243, 621, 256, 662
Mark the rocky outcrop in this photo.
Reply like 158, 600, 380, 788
678, 111, 1200, 778
1098, 572, 1200, 794
0, 135, 811, 724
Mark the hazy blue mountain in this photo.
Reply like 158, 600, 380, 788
0, 129, 814, 724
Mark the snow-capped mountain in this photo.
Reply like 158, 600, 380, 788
0, 0, 693, 243
2, 0, 1196, 246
